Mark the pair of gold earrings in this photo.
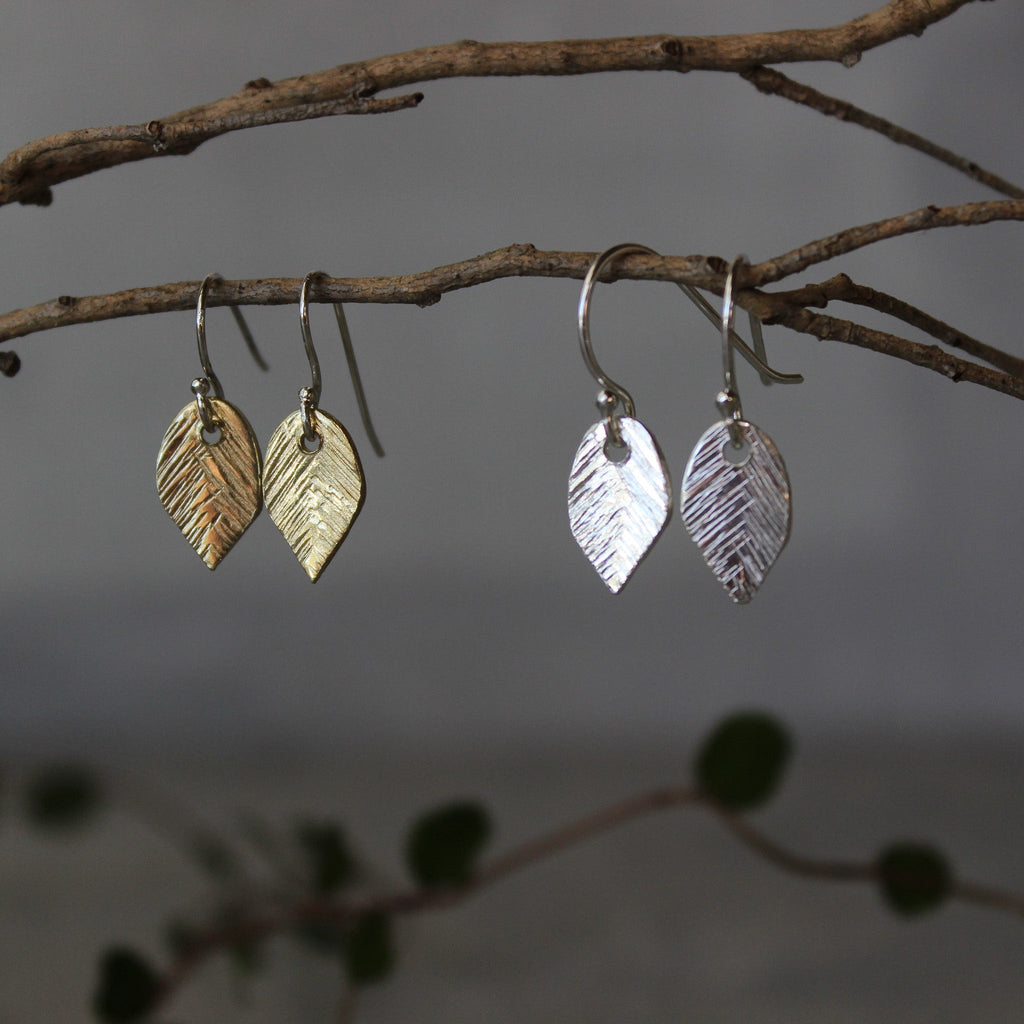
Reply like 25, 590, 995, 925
568, 243, 803, 603
156, 272, 383, 582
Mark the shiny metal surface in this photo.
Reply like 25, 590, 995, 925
155, 397, 263, 569
681, 419, 791, 604
718, 257, 747, 447
298, 273, 325, 418
676, 280, 802, 386
577, 244, 801, 404
333, 302, 386, 458
263, 408, 365, 583
194, 272, 267, 401
189, 376, 217, 435
568, 416, 672, 593
577, 243, 652, 419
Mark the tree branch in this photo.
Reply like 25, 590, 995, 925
770, 273, 1024, 378
0, 0, 985, 208
751, 199, 1024, 285
740, 66, 1024, 200
5, 204, 1024, 399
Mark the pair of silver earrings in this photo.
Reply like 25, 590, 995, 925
156, 272, 384, 582
568, 243, 802, 603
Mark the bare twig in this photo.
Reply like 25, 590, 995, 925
770, 273, 1024, 378
0, 92, 424, 208
0, 0, 986, 207
750, 199, 1024, 286
752, 296, 1024, 401
740, 66, 1024, 199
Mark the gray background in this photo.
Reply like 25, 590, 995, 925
1, 1, 1024, 1021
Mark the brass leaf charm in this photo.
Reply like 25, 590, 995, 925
263, 409, 365, 582
156, 397, 263, 569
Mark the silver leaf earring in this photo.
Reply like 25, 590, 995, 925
567, 243, 673, 593
681, 256, 796, 603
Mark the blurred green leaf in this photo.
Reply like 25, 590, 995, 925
228, 937, 263, 980
92, 947, 159, 1023
295, 919, 347, 955
694, 711, 791, 811
217, 905, 265, 983
406, 801, 492, 888
296, 820, 356, 893
164, 918, 199, 960
237, 811, 290, 875
190, 834, 239, 880
343, 912, 395, 986
877, 842, 951, 917
26, 764, 102, 830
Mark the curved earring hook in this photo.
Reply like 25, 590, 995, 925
721, 256, 743, 399
195, 273, 268, 400
577, 242, 651, 422
192, 273, 268, 435
676, 279, 802, 387
578, 247, 802, 414
717, 255, 751, 447
298, 272, 385, 456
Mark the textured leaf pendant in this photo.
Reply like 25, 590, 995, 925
156, 398, 263, 569
568, 416, 672, 593
263, 409, 365, 582
681, 419, 791, 604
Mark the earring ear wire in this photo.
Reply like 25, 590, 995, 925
195, 273, 268, 400
298, 272, 385, 458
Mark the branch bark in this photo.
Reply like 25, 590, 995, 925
4, 196, 1024, 400
740, 66, 1024, 200
0, 0, 985, 208
769, 273, 1024, 378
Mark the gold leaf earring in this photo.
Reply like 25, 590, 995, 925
263, 271, 385, 582
156, 274, 267, 569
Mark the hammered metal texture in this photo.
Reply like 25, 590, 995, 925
568, 416, 673, 593
156, 397, 263, 570
263, 409, 365, 583
681, 419, 791, 604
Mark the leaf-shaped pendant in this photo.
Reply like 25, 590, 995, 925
263, 409, 365, 582
681, 419, 791, 604
156, 397, 263, 569
568, 416, 672, 593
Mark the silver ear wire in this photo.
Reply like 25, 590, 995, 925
717, 255, 747, 447
192, 272, 267, 434
675, 276, 801, 387
195, 273, 267, 400
297, 272, 325, 445
577, 246, 802, 418
577, 243, 649, 446
298, 271, 385, 457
